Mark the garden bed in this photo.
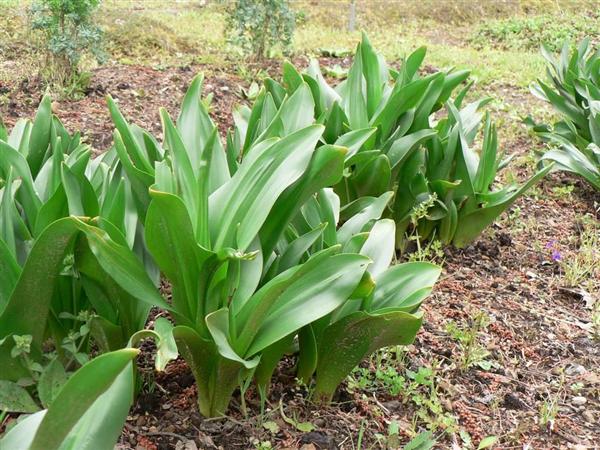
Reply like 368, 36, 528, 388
4, 62, 597, 449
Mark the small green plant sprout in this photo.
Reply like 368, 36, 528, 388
406, 193, 445, 263
539, 391, 560, 433
349, 358, 457, 434
591, 300, 600, 341
29, 0, 105, 89
403, 431, 436, 450
252, 439, 273, 450
446, 312, 493, 372
551, 184, 574, 199
227, 0, 295, 60
477, 435, 499, 449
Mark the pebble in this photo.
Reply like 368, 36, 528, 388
566, 364, 586, 376
571, 396, 587, 406
582, 410, 595, 423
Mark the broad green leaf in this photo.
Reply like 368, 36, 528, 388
146, 190, 208, 323
205, 308, 259, 369
453, 164, 553, 247
29, 348, 139, 450
371, 262, 441, 311
477, 436, 499, 450
337, 191, 393, 244
177, 74, 230, 191
314, 310, 422, 402
343, 48, 368, 129
351, 153, 391, 198
542, 144, 600, 189
360, 33, 383, 117
0, 139, 41, 224
107, 96, 154, 174
0, 218, 86, 353
27, 95, 52, 177
259, 144, 346, 257
0, 410, 47, 450
359, 219, 395, 278
243, 253, 370, 356
0, 238, 20, 312
334, 128, 377, 160
209, 125, 323, 250
38, 358, 68, 408
0, 380, 40, 413
386, 129, 437, 168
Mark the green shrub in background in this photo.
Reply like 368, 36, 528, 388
471, 13, 600, 52
226, 0, 295, 59
29, 0, 105, 88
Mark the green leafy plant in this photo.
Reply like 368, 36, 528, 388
0, 95, 171, 425
106, 72, 444, 415
29, 0, 105, 88
528, 38, 600, 190
226, 0, 295, 59
1, 348, 138, 450
1, 323, 175, 450
106, 75, 376, 417
276, 191, 442, 403
240, 34, 549, 248
0, 95, 159, 355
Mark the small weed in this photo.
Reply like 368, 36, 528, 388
551, 185, 575, 200
446, 312, 493, 372
252, 439, 273, 450
591, 300, 600, 341
405, 193, 446, 264
348, 357, 457, 433
539, 392, 559, 432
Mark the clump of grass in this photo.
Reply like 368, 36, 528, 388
561, 217, 600, 288
471, 13, 600, 51
101, 6, 227, 65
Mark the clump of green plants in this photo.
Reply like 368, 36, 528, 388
528, 38, 600, 190
106, 74, 442, 414
245, 34, 549, 249
471, 14, 600, 52
0, 95, 175, 449
226, 0, 295, 59
29, 0, 105, 90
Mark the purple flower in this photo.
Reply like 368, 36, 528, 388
551, 249, 562, 261
545, 240, 556, 249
